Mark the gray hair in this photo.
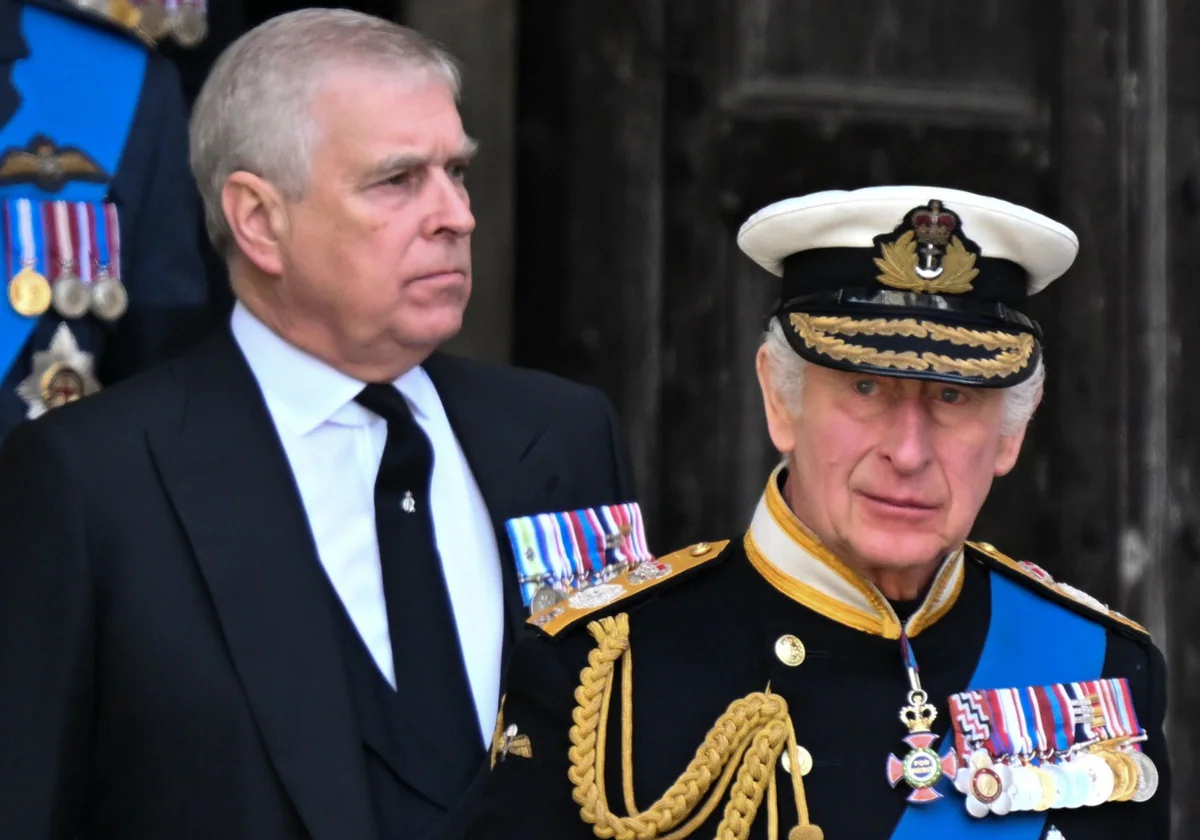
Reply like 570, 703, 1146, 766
189, 9, 462, 256
761, 317, 1045, 437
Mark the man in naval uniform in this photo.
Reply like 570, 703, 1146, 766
466, 187, 1171, 840
0, 0, 209, 444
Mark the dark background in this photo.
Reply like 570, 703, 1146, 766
175, 0, 1199, 829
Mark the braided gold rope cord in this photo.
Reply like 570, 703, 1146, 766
568, 614, 822, 840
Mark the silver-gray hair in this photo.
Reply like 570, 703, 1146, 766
189, 9, 462, 257
761, 317, 1045, 436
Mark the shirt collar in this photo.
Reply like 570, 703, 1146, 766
230, 302, 434, 436
744, 463, 965, 640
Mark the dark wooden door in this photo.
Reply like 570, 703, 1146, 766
516, 0, 1198, 826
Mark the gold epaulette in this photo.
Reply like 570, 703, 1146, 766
967, 541, 1151, 640
526, 540, 729, 639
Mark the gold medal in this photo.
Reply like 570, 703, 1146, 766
1100, 750, 1134, 802
1031, 767, 1056, 812
1114, 751, 1141, 801
9, 266, 52, 316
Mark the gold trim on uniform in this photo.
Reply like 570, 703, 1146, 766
789, 312, 1035, 380
526, 540, 729, 638
968, 541, 1150, 638
746, 465, 965, 640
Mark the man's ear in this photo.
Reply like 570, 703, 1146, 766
221, 171, 289, 277
757, 345, 797, 454
995, 380, 1042, 477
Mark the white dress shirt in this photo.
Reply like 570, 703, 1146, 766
231, 303, 504, 745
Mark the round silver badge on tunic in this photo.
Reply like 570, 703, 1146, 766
52, 274, 91, 319
530, 585, 567, 615
90, 274, 129, 321
567, 583, 625, 610
1129, 751, 1159, 802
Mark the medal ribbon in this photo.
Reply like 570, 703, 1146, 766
1107, 678, 1135, 740
91, 202, 110, 277
103, 202, 121, 281
1003, 688, 1032, 758
530, 513, 564, 590
0, 200, 46, 377
1038, 684, 1073, 754
42, 203, 59, 282
604, 508, 633, 568
53, 201, 75, 280
1110, 678, 1145, 750
583, 506, 614, 578
1009, 685, 1044, 759
565, 510, 598, 581
505, 516, 551, 605
552, 511, 585, 587
540, 512, 576, 589
16, 198, 41, 272
947, 693, 988, 759
74, 203, 94, 286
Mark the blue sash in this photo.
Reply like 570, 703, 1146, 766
0, 6, 146, 380
890, 570, 1107, 839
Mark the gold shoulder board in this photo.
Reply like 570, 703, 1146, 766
967, 540, 1150, 639
526, 540, 730, 639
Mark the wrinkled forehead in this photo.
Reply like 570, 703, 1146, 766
308, 68, 469, 166
309, 63, 461, 126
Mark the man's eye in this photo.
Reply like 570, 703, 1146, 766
383, 171, 412, 187
447, 162, 470, 182
939, 387, 964, 404
854, 380, 878, 396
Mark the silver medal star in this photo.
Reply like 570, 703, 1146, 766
16, 324, 101, 419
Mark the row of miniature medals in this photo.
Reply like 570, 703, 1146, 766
6, 199, 128, 322
506, 502, 655, 616
888, 636, 1158, 817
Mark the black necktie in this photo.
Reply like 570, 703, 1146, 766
354, 383, 484, 796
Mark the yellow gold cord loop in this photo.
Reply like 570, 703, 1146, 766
567, 614, 821, 840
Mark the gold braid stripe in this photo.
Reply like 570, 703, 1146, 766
567, 614, 821, 840
789, 313, 1034, 380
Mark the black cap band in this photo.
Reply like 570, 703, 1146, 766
781, 247, 1030, 312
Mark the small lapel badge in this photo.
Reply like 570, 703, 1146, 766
496, 723, 531, 763
16, 324, 100, 418
0, 135, 108, 193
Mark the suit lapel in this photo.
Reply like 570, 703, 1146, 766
422, 353, 558, 645
146, 330, 377, 840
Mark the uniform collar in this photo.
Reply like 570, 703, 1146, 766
744, 463, 965, 640
230, 302, 436, 436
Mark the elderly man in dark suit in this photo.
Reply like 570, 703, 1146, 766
0, 10, 635, 840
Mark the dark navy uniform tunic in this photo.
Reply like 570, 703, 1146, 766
468, 473, 1171, 840
0, 0, 209, 444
